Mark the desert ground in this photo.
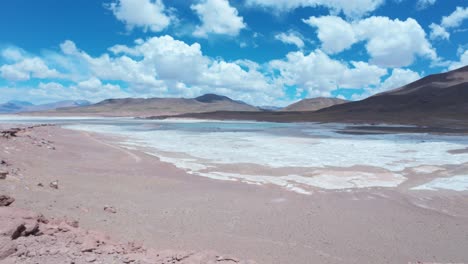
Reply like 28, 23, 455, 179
1, 124, 468, 264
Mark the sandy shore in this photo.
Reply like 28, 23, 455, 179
1, 125, 468, 263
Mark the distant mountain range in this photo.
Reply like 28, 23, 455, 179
5, 65, 468, 128
313, 65, 468, 125
151, 65, 468, 128
0, 100, 91, 114
34, 94, 259, 117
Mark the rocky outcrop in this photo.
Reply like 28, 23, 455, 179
0, 195, 15, 207
0, 128, 22, 138
0, 206, 256, 264
49, 180, 59, 190
104, 205, 117, 214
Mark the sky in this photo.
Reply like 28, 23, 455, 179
0, 0, 467, 106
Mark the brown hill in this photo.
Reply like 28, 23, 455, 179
151, 66, 468, 128
281, 97, 349, 112
314, 65, 468, 125
35, 94, 259, 117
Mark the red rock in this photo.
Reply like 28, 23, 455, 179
0, 171, 8, 180
49, 180, 59, 189
0, 195, 14, 207
0, 237, 16, 260
103, 205, 117, 214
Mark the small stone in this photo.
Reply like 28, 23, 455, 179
0, 171, 8, 180
67, 220, 79, 228
49, 180, 59, 189
86, 255, 97, 262
58, 222, 71, 232
0, 195, 15, 207
103, 206, 117, 214
37, 183, 44, 187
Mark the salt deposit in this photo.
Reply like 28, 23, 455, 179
2, 117, 467, 193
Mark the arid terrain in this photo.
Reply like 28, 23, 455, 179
1, 124, 468, 264
151, 66, 468, 128
27, 94, 259, 117
280, 97, 348, 112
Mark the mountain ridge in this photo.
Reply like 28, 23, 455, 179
0, 100, 91, 114
148, 65, 468, 128
281, 97, 349, 112
33, 94, 259, 117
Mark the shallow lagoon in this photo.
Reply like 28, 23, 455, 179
2, 116, 468, 193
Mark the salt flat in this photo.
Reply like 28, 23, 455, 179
1, 120, 468, 264
3, 116, 468, 193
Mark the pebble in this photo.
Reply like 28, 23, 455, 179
50, 180, 59, 189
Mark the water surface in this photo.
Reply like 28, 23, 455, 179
2, 116, 467, 194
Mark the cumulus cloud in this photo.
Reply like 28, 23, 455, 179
0, 57, 63, 81
356, 17, 437, 67
303, 16, 355, 54
303, 16, 437, 67
245, 0, 384, 18
269, 49, 387, 97
429, 23, 449, 40
191, 0, 246, 37
430, 6, 468, 40
0, 78, 129, 105
377, 68, 421, 93
32, 79, 128, 103
1, 34, 428, 105
42, 36, 283, 105
108, 0, 171, 32
1, 47, 24, 62
448, 49, 468, 70
353, 68, 421, 100
274, 31, 305, 49
416, 0, 436, 10
441, 6, 468, 28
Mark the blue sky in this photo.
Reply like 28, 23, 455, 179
0, 0, 467, 106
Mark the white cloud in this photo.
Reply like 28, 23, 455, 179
303, 16, 355, 54
416, 0, 436, 10
355, 17, 436, 67
0, 57, 63, 81
48, 36, 283, 105
429, 23, 449, 40
1, 47, 24, 62
30, 79, 129, 103
448, 50, 468, 71
60, 40, 79, 55
269, 49, 387, 97
108, 0, 171, 32
0, 78, 129, 105
1, 33, 433, 105
353, 68, 421, 99
441, 6, 468, 28
430, 6, 468, 40
377, 68, 421, 93
303, 16, 437, 67
191, 0, 246, 37
274, 31, 305, 49
245, 0, 384, 18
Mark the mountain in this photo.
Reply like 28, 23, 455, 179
43, 94, 259, 117
151, 66, 468, 128
0, 100, 91, 114
281, 97, 349, 112
0, 101, 33, 113
314, 65, 468, 125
